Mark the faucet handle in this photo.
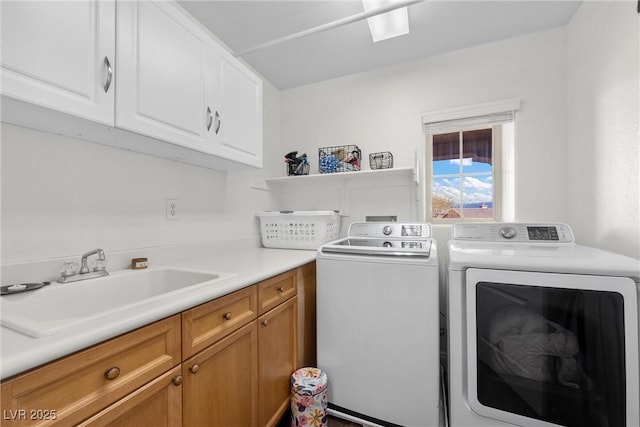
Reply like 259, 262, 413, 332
61, 261, 79, 278
93, 258, 108, 272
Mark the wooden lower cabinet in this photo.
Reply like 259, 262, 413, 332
0, 315, 181, 427
183, 321, 258, 427
77, 366, 183, 427
258, 296, 298, 427
1, 263, 312, 427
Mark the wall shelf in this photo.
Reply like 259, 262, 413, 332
265, 167, 417, 190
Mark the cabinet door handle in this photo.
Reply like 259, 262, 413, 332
172, 375, 183, 386
261, 319, 269, 327
223, 311, 232, 321
104, 366, 120, 380
103, 56, 113, 93
277, 286, 285, 293
189, 364, 200, 374
206, 107, 213, 131
214, 110, 221, 135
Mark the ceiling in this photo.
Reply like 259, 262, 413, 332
178, 1, 582, 90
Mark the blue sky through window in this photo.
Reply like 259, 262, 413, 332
432, 126, 494, 213
433, 159, 493, 207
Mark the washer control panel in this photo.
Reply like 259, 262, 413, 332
348, 222, 432, 239
452, 223, 574, 243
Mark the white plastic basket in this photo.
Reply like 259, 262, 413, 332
257, 211, 341, 250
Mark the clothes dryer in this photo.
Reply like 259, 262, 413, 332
447, 223, 639, 427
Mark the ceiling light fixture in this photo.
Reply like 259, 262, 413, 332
362, 0, 410, 42
234, 0, 422, 57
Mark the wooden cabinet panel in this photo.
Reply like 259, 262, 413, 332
258, 269, 297, 315
182, 285, 257, 359
258, 296, 298, 427
0, 315, 181, 427
297, 261, 317, 368
183, 321, 258, 427
77, 366, 182, 427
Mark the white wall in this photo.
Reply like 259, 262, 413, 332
3, 4, 637, 267
567, 1, 640, 259
0, 82, 282, 265
280, 28, 569, 234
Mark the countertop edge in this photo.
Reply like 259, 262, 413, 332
1, 247, 316, 380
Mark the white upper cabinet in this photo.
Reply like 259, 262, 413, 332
1, 0, 263, 170
0, 0, 116, 125
213, 51, 263, 168
116, 0, 213, 152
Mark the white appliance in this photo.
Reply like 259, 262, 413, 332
447, 223, 640, 427
317, 222, 440, 427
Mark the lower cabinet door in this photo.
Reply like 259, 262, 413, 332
77, 366, 183, 427
183, 321, 259, 427
259, 296, 298, 427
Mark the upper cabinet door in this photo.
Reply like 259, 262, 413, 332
116, 1, 212, 152
0, 0, 116, 125
214, 51, 263, 168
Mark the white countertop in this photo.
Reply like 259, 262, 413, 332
1, 247, 316, 380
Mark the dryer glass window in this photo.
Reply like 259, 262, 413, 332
475, 282, 625, 427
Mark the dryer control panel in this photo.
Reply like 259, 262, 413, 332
452, 223, 574, 243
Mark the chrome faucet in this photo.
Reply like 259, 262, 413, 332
58, 248, 109, 283
79, 248, 107, 274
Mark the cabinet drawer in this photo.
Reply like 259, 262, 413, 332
77, 366, 183, 427
182, 285, 257, 358
0, 315, 181, 427
258, 269, 297, 315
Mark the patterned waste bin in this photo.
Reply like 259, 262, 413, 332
290, 367, 328, 427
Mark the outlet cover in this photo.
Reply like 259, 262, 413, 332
166, 199, 179, 220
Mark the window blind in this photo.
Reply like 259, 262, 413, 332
422, 98, 520, 134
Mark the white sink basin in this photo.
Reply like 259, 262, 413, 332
0, 267, 235, 338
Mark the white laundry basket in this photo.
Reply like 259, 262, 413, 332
257, 211, 341, 250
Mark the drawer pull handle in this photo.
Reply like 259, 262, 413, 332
277, 286, 285, 293
172, 375, 183, 386
189, 364, 200, 374
261, 319, 269, 327
223, 311, 232, 321
104, 367, 120, 381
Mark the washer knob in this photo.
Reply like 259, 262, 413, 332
382, 225, 393, 235
500, 227, 517, 239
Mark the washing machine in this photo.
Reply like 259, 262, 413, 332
446, 223, 639, 427
317, 222, 441, 426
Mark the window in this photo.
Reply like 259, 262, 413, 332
422, 99, 519, 222
431, 126, 499, 220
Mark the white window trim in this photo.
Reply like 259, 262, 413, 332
422, 99, 520, 223
422, 98, 521, 129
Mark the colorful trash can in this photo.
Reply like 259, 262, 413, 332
290, 367, 328, 427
